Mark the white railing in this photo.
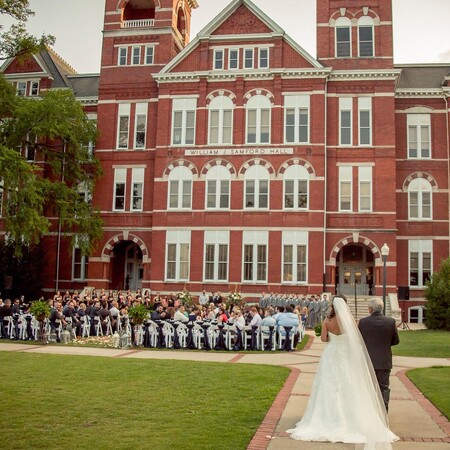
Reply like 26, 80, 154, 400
122, 19, 154, 28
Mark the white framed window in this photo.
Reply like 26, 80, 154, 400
408, 178, 432, 220
213, 49, 224, 70
16, 81, 26, 96
145, 46, 154, 64
409, 240, 432, 287
282, 231, 308, 283
244, 165, 269, 209
118, 47, 127, 66
358, 16, 374, 57
168, 166, 193, 209
166, 230, 190, 281
204, 231, 229, 281
339, 97, 352, 146
246, 94, 271, 144
244, 48, 254, 69
358, 166, 372, 212
229, 48, 239, 69
113, 168, 127, 211
72, 246, 88, 281
171, 98, 196, 145
358, 97, 372, 146
284, 95, 309, 143
29, 81, 39, 96
258, 48, 269, 68
117, 103, 130, 149
132, 46, 141, 65
243, 231, 268, 283
131, 168, 144, 212
339, 166, 352, 211
335, 17, 351, 57
134, 103, 147, 149
206, 165, 230, 209
407, 114, 431, 159
208, 95, 233, 145
283, 165, 309, 210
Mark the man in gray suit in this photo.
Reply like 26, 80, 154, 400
358, 297, 400, 412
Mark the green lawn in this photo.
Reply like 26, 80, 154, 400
392, 329, 450, 420
393, 329, 450, 358
407, 366, 450, 420
0, 352, 289, 450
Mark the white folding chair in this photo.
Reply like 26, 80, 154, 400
278, 325, 298, 350
206, 323, 218, 348
162, 321, 175, 348
223, 323, 237, 350
148, 320, 159, 347
260, 325, 277, 351
176, 323, 188, 348
192, 324, 204, 349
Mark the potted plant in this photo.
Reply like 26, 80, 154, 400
29, 299, 51, 322
128, 304, 149, 325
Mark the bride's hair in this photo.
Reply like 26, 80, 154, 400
327, 295, 348, 319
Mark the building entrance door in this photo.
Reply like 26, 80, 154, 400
124, 243, 143, 291
336, 244, 374, 296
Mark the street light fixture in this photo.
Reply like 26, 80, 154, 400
381, 243, 390, 315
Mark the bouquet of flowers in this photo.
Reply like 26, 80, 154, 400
177, 290, 193, 306
227, 291, 242, 303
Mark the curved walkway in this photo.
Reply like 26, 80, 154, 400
0, 329, 449, 450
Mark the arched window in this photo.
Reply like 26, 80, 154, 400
205, 165, 231, 209
283, 165, 309, 210
335, 17, 351, 57
246, 95, 271, 144
168, 166, 193, 210
244, 165, 269, 209
208, 96, 233, 145
358, 16, 374, 57
408, 178, 432, 220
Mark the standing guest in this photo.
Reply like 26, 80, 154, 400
358, 297, 400, 412
198, 290, 209, 306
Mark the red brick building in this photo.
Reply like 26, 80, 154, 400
2, 0, 449, 317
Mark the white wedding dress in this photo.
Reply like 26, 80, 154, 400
287, 298, 399, 450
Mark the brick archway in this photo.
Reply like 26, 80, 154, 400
329, 234, 382, 266
238, 158, 275, 177
101, 232, 149, 263
200, 159, 236, 177
278, 158, 316, 178
402, 172, 438, 191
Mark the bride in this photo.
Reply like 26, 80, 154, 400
287, 296, 399, 449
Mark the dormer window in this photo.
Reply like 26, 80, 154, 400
335, 17, 351, 58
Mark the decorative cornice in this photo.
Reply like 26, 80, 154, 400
329, 69, 401, 81
395, 89, 446, 98
154, 68, 331, 84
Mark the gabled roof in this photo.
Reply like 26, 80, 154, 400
159, 0, 322, 75
1, 46, 77, 88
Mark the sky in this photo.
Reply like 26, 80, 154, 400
1, 0, 449, 73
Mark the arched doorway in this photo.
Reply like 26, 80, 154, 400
335, 244, 374, 296
111, 241, 143, 291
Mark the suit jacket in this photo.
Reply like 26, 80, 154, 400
358, 311, 400, 370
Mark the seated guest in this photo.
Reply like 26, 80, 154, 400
216, 306, 228, 324
261, 308, 276, 331
49, 302, 66, 340
174, 305, 189, 323
150, 305, 167, 321
248, 306, 262, 328
109, 301, 120, 332
0, 299, 13, 337
98, 302, 111, 334
63, 301, 82, 337
277, 305, 300, 346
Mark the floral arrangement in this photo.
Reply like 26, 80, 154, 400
177, 289, 193, 306
227, 291, 242, 303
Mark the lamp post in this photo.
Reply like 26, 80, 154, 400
381, 243, 390, 315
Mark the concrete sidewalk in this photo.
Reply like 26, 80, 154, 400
0, 329, 449, 449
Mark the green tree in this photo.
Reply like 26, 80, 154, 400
0, 0, 55, 61
424, 257, 450, 330
0, 2, 103, 257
